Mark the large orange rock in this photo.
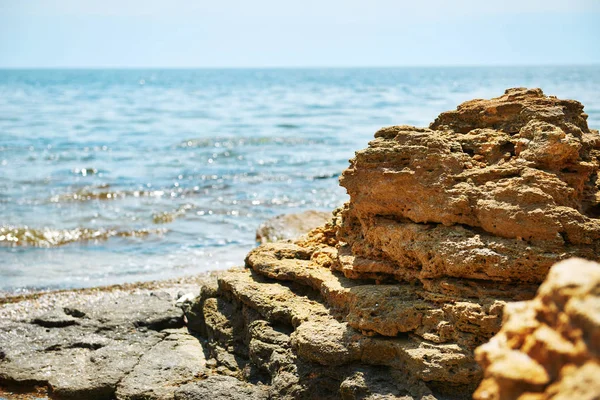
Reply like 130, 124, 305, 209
339, 88, 600, 285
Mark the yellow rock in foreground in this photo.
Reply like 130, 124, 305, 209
474, 258, 600, 400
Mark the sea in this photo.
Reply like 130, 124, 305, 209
1, 67, 599, 293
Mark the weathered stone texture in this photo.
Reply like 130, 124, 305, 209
474, 258, 600, 400
339, 88, 600, 284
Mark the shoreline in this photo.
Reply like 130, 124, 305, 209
0, 210, 332, 304
0, 272, 216, 305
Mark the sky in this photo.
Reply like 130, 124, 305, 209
0, 0, 599, 68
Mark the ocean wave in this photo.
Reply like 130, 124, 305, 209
0, 226, 167, 247
152, 204, 194, 224
49, 187, 191, 203
178, 136, 326, 149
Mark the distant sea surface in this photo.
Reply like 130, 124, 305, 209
1, 67, 599, 292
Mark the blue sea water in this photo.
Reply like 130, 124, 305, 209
1, 67, 599, 292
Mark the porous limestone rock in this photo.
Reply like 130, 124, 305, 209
186, 88, 600, 400
474, 258, 600, 400
186, 266, 444, 399
339, 88, 600, 284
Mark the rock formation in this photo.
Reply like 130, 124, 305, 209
186, 88, 600, 399
474, 258, 600, 400
339, 87, 599, 284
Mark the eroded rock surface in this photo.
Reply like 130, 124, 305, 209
339, 88, 600, 284
0, 280, 267, 400
474, 258, 600, 400
185, 88, 600, 400
0, 292, 186, 399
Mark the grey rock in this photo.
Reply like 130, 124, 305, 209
116, 328, 207, 400
255, 210, 331, 244
174, 375, 268, 400
74, 292, 183, 330
0, 320, 163, 399
0, 291, 189, 400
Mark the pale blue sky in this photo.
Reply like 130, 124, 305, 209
1, 0, 599, 68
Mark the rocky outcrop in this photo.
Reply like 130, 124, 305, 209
185, 88, 600, 399
339, 87, 600, 285
474, 258, 600, 400
0, 278, 272, 400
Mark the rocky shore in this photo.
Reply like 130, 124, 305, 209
1, 88, 599, 399
0, 276, 215, 400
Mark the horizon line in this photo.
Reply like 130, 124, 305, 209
1, 63, 599, 70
